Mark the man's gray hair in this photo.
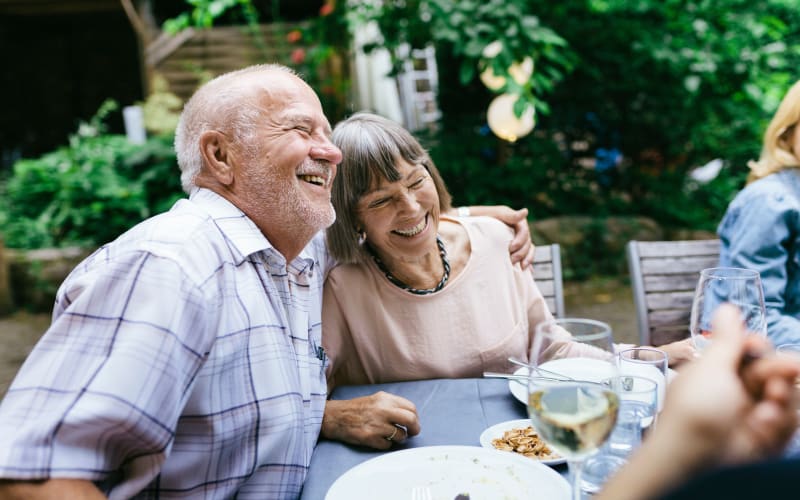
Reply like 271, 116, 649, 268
174, 64, 297, 194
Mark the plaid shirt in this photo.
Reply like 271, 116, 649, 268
0, 188, 330, 499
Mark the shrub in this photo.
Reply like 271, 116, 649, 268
0, 104, 183, 249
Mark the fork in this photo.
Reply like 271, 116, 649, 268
411, 485, 433, 500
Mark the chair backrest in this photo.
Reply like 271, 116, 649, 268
533, 243, 565, 318
626, 239, 720, 346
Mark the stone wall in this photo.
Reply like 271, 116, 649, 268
3, 247, 94, 314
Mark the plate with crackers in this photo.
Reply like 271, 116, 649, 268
479, 418, 565, 466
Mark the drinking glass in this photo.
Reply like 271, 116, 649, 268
689, 267, 766, 352
580, 375, 657, 495
528, 319, 619, 500
617, 347, 668, 413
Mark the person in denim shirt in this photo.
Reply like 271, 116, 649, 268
718, 80, 800, 346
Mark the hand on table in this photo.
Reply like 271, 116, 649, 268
321, 391, 421, 450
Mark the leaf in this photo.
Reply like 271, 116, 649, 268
459, 61, 476, 85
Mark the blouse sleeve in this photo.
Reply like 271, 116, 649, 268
322, 272, 362, 390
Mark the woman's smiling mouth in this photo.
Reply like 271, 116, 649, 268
392, 215, 428, 237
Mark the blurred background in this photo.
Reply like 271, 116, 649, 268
1, 0, 799, 393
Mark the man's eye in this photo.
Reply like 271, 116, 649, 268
294, 125, 311, 134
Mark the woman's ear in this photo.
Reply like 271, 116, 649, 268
199, 130, 234, 186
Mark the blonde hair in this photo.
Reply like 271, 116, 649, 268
748, 79, 800, 183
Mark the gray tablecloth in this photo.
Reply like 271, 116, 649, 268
300, 378, 560, 499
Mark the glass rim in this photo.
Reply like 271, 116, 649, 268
699, 267, 760, 279
617, 347, 668, 362
535, 317, 612, 342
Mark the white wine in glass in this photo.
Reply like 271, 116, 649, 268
528, 318, 619, 500
690, 267, 766, 351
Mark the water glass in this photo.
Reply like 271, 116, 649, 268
580, 376, 656, 496
617, 347, 668, 413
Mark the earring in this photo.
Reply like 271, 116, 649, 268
357, 229, 367, 246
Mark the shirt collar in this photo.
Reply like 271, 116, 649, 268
189, 188, 316, 269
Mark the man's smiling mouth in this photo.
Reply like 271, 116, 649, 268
299, 174, 326, 186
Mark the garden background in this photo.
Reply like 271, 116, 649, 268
1, 0, 799, 318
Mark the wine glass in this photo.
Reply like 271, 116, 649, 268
690, 267, 766, 352
528, 318, 620, 500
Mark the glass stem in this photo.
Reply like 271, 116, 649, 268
569, 459, 585, 500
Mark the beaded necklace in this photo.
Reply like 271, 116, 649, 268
368, 235, 450, 295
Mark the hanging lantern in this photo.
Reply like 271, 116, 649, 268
480, 41, 506, 90
479, 54, 535, 90
487, 93, 536, 143
508, 57, 534, 85
480, 67, 506, 91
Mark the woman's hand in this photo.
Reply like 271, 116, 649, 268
321, 392, 421, 449
655, 338, 698, 367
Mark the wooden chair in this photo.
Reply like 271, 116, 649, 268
533, 244, 565, 318
626, 239, 720, 346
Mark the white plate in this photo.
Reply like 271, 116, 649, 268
325, 445, 570, 500
508, 359, 677, 408
479, 418, 566, 466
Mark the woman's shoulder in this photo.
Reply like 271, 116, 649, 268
326, 261, 374, 289
458, 215, 514, 242
738, 170, 800, 200
728, 170, 800, 214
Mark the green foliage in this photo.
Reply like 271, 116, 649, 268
348, 0, 575, 117
417, 0, 800, 233
162, 0, 260, 33
0, 103, 183, 249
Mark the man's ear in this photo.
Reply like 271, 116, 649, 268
199, 130, 234, 186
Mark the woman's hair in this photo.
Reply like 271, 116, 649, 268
174, 64, 296, 194
748, 79, 800, 182
326, 112, 453, 264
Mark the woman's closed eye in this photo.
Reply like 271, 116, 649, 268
368, 197, 391, 209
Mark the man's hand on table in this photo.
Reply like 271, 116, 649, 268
321, 391, 421, 449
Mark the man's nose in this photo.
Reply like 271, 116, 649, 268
311, 136, 342, 165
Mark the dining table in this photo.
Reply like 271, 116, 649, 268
300, 377, 567, 499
